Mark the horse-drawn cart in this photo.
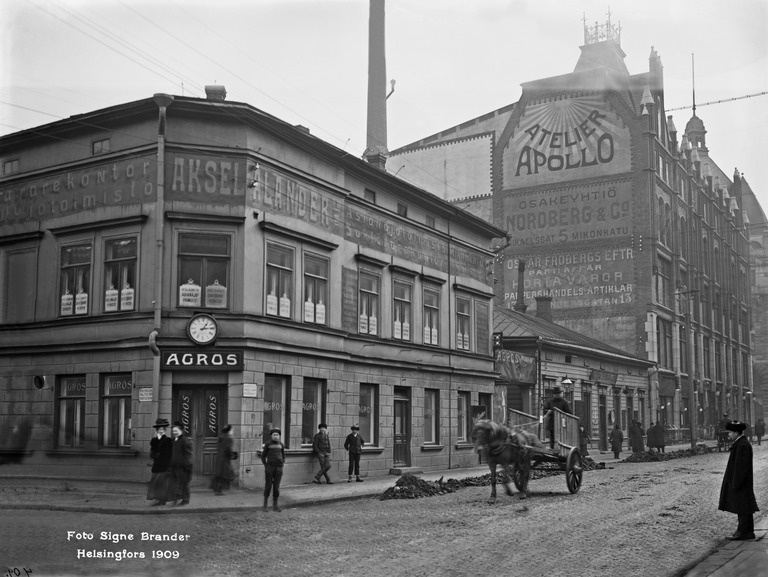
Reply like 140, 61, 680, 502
716, 429, 731, 452
507, 408, 584, 494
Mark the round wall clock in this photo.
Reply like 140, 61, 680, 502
187, 313, 219, 345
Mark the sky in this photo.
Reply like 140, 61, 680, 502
1, 0, 767, 211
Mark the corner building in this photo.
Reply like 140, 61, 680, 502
389, 20, 757, 435
0, 88, 505, 488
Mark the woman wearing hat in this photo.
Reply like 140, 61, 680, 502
719, 421, 759, 540
344, 424, 365, 482
261, 428, 286, 512
147, 418, 172, 506
211, 424, 236, 496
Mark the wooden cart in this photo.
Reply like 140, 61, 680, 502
507, 407, 584, 494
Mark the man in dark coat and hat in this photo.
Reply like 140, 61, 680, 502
344, 424, 365, 482
542, 385, 571, 449
312, 423, 333, 484
210, 424, 236, 496
719, 420, 759, 540
147, 418, 173, 505
169, 421, 193, 506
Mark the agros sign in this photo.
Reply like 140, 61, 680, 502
161, 349, 243, 370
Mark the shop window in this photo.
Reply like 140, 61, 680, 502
423, 287, 440, 346
359, 384, 378, 445
178, 233, 230, 309
266, 243, 293, 318
59, 244, 92, 317
301, 379, 325, 445
263, 375, 290, 448
104, 238, 137, 312
303, 253, 328, 325
358, 271, 380, 336
424, 389, 440, 444
102, 374, 132, 447
457, 391, 471, 442
456, 296, 471, 351
58, 376, 86, 447
392, 280, 412, 341
92, 137, 111, 155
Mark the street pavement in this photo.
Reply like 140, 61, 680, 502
1, 440, 765, 577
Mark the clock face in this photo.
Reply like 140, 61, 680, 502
188, 314, 218, 345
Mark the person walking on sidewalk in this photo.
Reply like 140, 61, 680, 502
210, 424, 236, 496
609, 424, 623, 459
169, 421, 193, 506
261, 428, 286, 512
147, 418, 172, 506
653, 421, 666, 453
719, 420, 759, 540
344, 424, 365, 482
756, 418, 765, 446
312, 423, 333, 484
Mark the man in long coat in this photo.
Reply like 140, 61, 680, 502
718, 420, 759, 540
170, 421, 193, 506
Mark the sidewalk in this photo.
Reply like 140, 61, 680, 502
1, 441, 765, 577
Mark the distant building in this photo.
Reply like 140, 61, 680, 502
389, 17, 759, 432
0, 87, 505, 486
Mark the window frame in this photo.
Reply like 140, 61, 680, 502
59, 243, 93, 317
358, 269, 380, 336
302, 252, 328, 325
457, 391, 471, 442
177, 232, 231, 310
359, 383, 379, 446
91, 137, 111, 156
101, 373, 132, 448
392, 278, 412, 341
300, 378, 326, 446
265, 242, 294, 319
57, 375, 87, 448
3, 158, 19, 175
456, 295, 472, 351
263, 374, 290, 448
423, 388, 440, 444
422, 286, 440, 346
103, 236, 138, 313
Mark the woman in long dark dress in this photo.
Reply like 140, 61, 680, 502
211, 424, 236, 495
147, 418, 172, 506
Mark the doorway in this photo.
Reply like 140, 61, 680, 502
393, 387, 411, 467
599, 394, 607, 451
172, 384, 228, 477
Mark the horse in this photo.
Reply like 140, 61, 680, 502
471, 420, 533, 501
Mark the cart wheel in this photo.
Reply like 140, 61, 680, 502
565, 448, 583, 494
513, 453, 531, 492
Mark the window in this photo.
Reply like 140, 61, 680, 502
424, 389, 439, 444
456, 296, 471, 351
303, 254, 328, 324
703, 338, 711, 379
397, 203, 408, 217
104, 238, 136, 312
392, 280, 412, 341
655, 258, 671, 308
263, 375, 290, 447
425, 215, 436, 229
358, 271, 380, 335
3, 158, 19, 175
423, 288, 440, 345
679, 323, 688, 374
178, 234, 230, 309
363, 189, 376, 204
92, 137, 110, 155
657, 318, 673, 368
58, 376, 86, 447
266, 243, 293, 318
715, 341, 722, 381
102, 374, 132, 447
301, 379, 325, 445
60, 244, 92, 316
5, 248, 37, 323
359, 384, 378, 445
457, 391, 471, 442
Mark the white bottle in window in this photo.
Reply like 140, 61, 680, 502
279, 292, 290, 317
394, 309, 401, 340
104, 284, 119, 312
61, 289, 73, 316
267, 289, 278, 315
369, 312, 377, 335
316, 299, 326, 324
304, 296, 315, 322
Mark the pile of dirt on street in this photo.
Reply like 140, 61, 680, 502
622, 443, 715, 463
381, 455, 603, 500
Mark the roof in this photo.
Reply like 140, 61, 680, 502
494, 306, 652, 366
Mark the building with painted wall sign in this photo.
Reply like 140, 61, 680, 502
389, 17, 758, 438
0, 87, 505, 487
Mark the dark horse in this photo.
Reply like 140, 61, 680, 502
471, 420, 534, 500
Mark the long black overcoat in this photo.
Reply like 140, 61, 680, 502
718, 435, 759, 515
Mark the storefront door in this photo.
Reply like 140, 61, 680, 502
393, 389, 410, 467
173, 385, 227, 476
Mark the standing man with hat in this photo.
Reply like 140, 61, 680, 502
169, 421, 193, 506
344, 424, 365, 482
719, 420, 759, 540
147, 418, 172, 506
261, 428, 286, 512
312, 423, 333, 484
542, 385, 572, 449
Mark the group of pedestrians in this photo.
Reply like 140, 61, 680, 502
146, 418, 193, 506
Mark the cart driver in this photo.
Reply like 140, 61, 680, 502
719, 413, 731, 432
543, 385, 572, 449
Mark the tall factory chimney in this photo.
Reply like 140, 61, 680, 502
363, 0, 389, 170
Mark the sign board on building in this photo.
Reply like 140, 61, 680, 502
138, 388, 153, 402
161, 349, 244, 370
243, 383, 260, 398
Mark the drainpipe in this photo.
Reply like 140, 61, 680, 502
151, 94, 174, 424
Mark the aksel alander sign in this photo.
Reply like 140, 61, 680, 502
161, 349, 243, 370
503, 95, 631, 187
